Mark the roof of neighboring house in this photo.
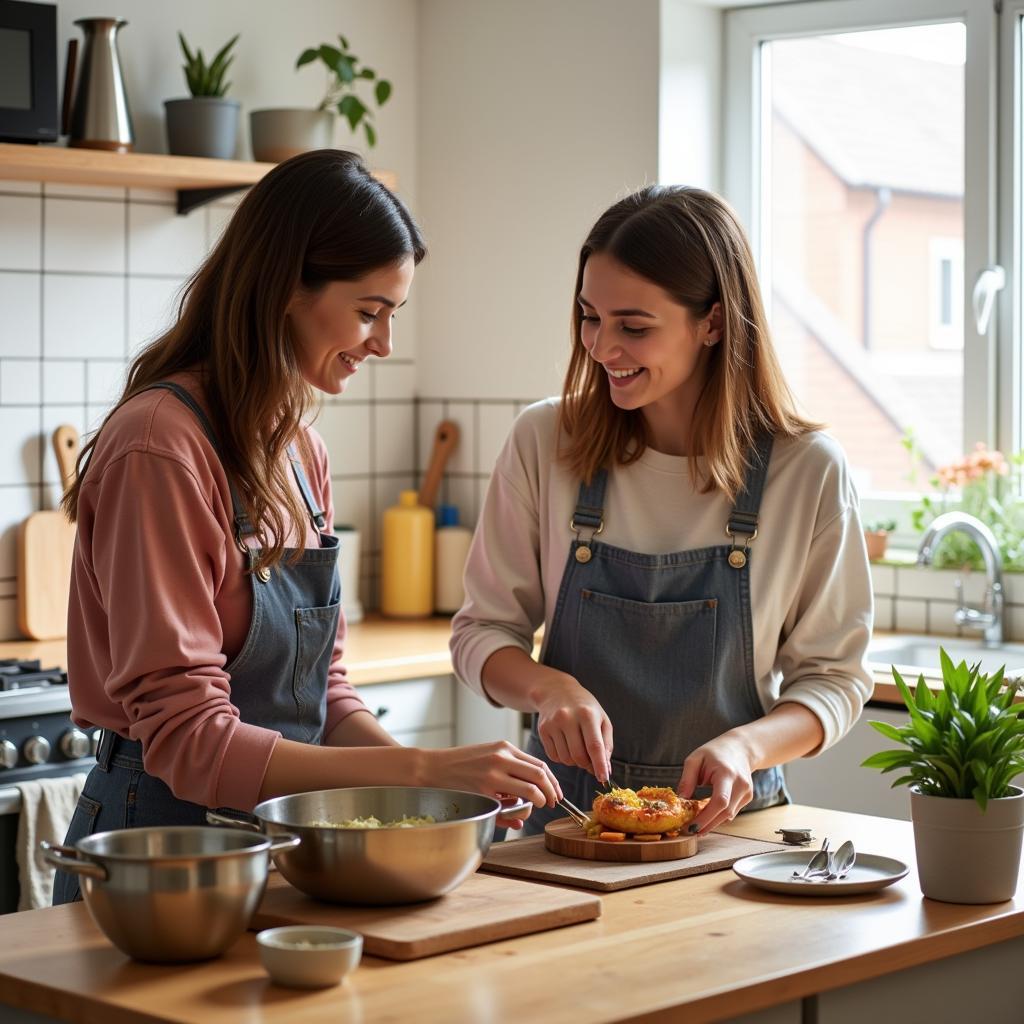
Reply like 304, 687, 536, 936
771, 37, 963, 198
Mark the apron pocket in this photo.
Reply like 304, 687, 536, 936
575, 589, 719, 764
292, 603, 340, 736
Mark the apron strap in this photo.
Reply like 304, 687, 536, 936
571, 470, 608, 530
726, 431, 775, 541
286, 445, 327, 530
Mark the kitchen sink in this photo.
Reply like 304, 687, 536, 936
867, 634, 1024, 679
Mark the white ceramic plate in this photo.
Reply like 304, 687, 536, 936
732, 850, 910, 896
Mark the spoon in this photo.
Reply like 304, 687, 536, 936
792, 838, 830, 879
822, 840, 856, 881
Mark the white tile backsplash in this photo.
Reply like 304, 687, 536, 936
127, 277, 183, 355
332, 475, 373, 538
894, 598, 928, 633
417, 401, 443, 472
477, 403, 516, 475
0, 272, 41, 356
128, 203, 207, 276
43, 361, 85, 406
316, 403, 371, 476
375, 361, 416, 400
44, 199, 126, 274
375, 402, 416, 474
444, 402, 475, 475
0, 484, 36, 579
87, 361, 126, 407
0, 179, 41, 195
43, 275, 125, 359
0, 408, 41, 486
1, 360, 40, 406
43, 183, 125, 201
0, 195, 41, 270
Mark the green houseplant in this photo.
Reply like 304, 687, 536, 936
250, 34, 392, 163
863, 518, 897, 562
862, 649, 1024, 902
164, 33, 241, 159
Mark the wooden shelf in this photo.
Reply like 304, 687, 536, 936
0, 143, 397, 214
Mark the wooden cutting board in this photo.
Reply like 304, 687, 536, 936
545, 817, 700, 861
17, 425, 79, 640
481, 830, 789, 892
250, 869, 601, 960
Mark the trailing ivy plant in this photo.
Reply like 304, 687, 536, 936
862, 649, 1024, 810
178, 33, 239, 99
297, 35, 392, 147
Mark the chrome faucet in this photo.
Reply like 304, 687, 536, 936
916, 511, 1004, 647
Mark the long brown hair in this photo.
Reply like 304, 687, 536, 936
63, 150, 425, 571
559, 186, 818, 501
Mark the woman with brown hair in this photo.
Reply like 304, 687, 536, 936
53, 150, 559, 904
451, 185, 873, 837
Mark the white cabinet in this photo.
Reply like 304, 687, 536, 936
455, 682, 524, 747
784, 704, 912, 820
362, 675, 455, 747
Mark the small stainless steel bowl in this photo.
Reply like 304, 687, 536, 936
257, 926, 363, 988
41, 826, 299, 962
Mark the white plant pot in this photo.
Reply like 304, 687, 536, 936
911, 785, 1024, 903
249, 108, 334, 163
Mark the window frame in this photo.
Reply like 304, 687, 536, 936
724, 0, 1001, 544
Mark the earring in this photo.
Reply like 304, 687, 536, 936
704, 339, 715, 347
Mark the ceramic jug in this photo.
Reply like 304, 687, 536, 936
62, 18, 134, 151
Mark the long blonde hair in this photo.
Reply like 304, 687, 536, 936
559, 185, 818, 500
63, 150, 425, 572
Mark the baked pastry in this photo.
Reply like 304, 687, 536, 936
591, 786, 704, 835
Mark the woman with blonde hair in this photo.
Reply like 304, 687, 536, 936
53, 150, 559, 904
451, 185, 872, 836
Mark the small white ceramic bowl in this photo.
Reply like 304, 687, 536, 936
256, 926, 363, 988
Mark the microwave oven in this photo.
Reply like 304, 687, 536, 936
0, 0, 57, 143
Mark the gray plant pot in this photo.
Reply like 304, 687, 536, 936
249, 108, 334, 163
164, 98, 240, 160
911, 785, 1024, 903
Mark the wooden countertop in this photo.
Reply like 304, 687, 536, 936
0, 614, 459, 688
3, 804, 1024, 1023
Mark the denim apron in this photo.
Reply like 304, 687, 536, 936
53, 381, 341, 904
523, 433, 788, 836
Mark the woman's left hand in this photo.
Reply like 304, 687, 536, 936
677, 732, 756, 834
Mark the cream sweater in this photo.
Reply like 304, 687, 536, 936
450, 399, 874, 756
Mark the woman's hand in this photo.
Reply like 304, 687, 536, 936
677, 731, 756, 834
535, 674, 613, 784
424, 741, 562, 830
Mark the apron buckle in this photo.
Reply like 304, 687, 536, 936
725, 526, 756, 569
570, 516, 603, 563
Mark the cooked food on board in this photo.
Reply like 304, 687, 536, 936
589, 786, 707, 839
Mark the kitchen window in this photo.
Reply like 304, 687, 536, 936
725, 0, 1007, 537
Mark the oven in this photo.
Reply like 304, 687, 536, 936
0, 659, 99, 914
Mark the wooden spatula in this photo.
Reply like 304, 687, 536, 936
16, 425, 80, 640
418, 420, 460, 509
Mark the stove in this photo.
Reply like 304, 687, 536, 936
0, 659, 97, 785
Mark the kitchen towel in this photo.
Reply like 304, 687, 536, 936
15, 774, 87, 910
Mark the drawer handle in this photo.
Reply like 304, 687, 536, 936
375, 706, 390, 720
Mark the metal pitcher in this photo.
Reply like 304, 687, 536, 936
62, 17, 134, 151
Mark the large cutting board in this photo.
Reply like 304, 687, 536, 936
545, 817, 700, 861
17, 425, 79, 640
250, 869, 601, 960
481, 830, 788, 892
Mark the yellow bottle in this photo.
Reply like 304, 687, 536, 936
381, 490, 434, 617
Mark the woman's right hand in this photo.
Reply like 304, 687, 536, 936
535, 673, 614, 783
424, 741, 563, 828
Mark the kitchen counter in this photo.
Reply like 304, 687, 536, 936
3, 804, 1024, 1023
0, 614, 461, 688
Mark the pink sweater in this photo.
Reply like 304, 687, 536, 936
67, 376, 368, 811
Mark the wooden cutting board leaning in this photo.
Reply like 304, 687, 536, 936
417, 419, 460, 507
17, 425, 80, 640
481, 830, 788, 892
250, 870, 601, 960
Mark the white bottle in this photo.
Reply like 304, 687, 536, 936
434, 505, 473, 614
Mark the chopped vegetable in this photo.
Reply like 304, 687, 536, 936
599, 831, 627, 842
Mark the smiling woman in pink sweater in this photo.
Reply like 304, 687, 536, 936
52, 151, 559, 904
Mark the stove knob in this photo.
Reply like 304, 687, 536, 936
60, 729, 91, 760
23, 735, 51, 765
0, 740, 16, 770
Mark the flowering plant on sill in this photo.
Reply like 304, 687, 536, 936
906, 436, 1024, 572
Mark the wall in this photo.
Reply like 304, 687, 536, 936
0, 0, 419, 639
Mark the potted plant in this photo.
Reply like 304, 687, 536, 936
250, 35, 392, 162
863, 518, 897, 561
862, 650, 1024, 903
164, 33, 240, 160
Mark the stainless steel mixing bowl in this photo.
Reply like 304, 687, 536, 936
208, 786, 528, 905
41, 826, 299, 962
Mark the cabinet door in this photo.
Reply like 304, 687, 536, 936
455, 683, 523, 746
784, 705, 911, 820
363, 676, 453, 735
